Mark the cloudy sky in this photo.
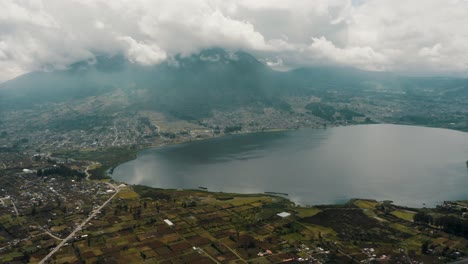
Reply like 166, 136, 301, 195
1, 0, 468, 82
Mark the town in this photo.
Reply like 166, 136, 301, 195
0, 86, 467, 263
1, 85, 466, 156
1, 151, 468, 263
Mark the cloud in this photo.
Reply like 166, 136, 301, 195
119, 36, 167, 65
264, 57, 284, 68
345, 0, 468, 74
307, 36, 388, 70
137, 7, 271, 54
418, 44, 442, 59
0, 0, 468, 82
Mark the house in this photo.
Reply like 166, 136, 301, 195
277, 212, 291, 218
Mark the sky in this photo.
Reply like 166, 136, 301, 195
1, 0, 468, 82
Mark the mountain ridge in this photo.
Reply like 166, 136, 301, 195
0, 48, 467, 132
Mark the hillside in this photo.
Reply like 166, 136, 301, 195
0, 49, 296, 119
1, 49, 466, 117
0, 49, 467, 152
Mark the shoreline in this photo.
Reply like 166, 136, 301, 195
102, 123, 468, 209
115, 122, 468, 158
127, 184, 466, 210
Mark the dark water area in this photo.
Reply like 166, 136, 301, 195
113, 124, 468, 207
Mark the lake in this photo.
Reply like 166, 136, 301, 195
112, 124, 468, 207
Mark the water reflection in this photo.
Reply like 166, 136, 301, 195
113, 125, 468, 207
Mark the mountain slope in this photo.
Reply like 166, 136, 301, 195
0, 49, 299, 118
0, 49, 467, 120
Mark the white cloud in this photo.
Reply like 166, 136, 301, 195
136, 5, 271, 54
346, 0, 468, 74
263, 57, 284, 68
1, 0, 468, 82
418, 44, 442, 58
307, 36, 388, 70
94, 20, 106, 30
0, 0, 58, 28
119, 36, 167, 65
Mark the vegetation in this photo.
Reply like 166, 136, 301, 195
0, 48, 468, 262
1, 162, 468, 264
338, 108, 364, 120
36, 164, 85, 179
47, 115, 113, 132
413, 211, 433, 225
224, 125, 242, 134
133, 185, 171, 200
305, 102, 336, 121
434, 216, 468, 238
1, 49, 466, 131
53, 147, 139, 179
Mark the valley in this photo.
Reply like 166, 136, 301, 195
0, 50, 467, 155
1, 50, 468, 263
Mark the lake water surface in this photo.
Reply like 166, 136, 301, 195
113, 124, 468, 207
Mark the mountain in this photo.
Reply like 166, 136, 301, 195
0, 49, 300, 118
0, 48, 467, 124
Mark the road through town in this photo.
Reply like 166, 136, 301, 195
38, 184, 119, 264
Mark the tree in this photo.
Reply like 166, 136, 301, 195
413, 212, 433, 225
434, 216, 467, 237
23, 251, 30, 263
421, 240, 430, 254
224, 125, 242, 134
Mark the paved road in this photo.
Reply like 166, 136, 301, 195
10, 198, 19, 217
448, 258, 468, 264
38, 184, 119, 264
40, 228, 64, 241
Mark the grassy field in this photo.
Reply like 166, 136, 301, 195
390, 223, 419, 235
354, 199, 379, 209
2, 181, 468, 264
294, 207, 322, 218
391, 209, 417, 221
53, 146, 139, 179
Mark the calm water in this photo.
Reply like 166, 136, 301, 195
113, 124, 468, 207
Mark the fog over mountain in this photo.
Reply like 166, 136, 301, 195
1, 0, 468, 83
1, 49, 467, 122
0, 1, 467, 141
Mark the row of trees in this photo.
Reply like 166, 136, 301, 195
414, 212, 468, 238
36, 165, 85, 178
413, 212, 434, 225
